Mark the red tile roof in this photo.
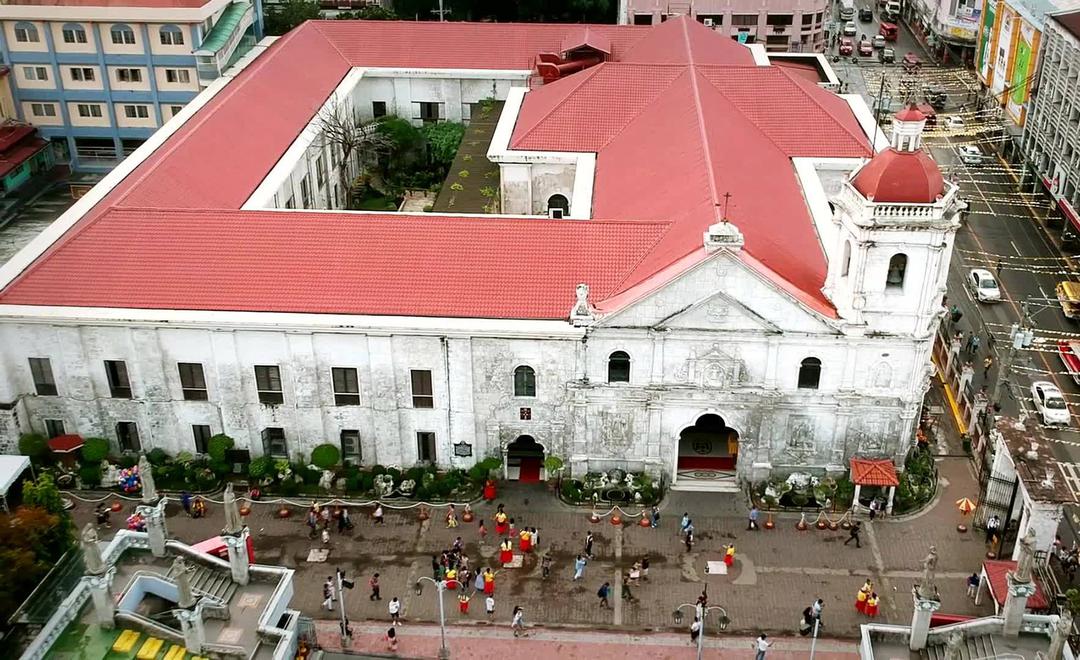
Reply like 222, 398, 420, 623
982, 560, 1050, 610
561, 26, 612, 55
851, 148, 944, 204
47, 434, 84, 453
849, 458, 899, 487
0, 17, 875, 320
0, 137, 47, 179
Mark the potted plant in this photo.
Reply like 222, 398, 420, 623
543, 455, 564, 491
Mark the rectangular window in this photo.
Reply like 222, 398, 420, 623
254, 365, 283, 405
341, 429, 361, 465
23, 66, 48, 81
15, 26, 36, 43
417, 431, 436, 463
418, 101, 440, 124
284, 195, 295, 209
300, 177, 311, 208
30, 103, 56, 117
111, 27, 136, 45
62, 27, 87, 43
733, 14, 758, 26
28, 357, 57, 395
45, 419, 65, 439
192, 424, 212, 454
262, 427, 288, 459
372, 101, 387, 118
178, 362, 208, 400
77, 104, 103, 118
123, 104, 149, 119
410, 369, 434, 408
165, 69, 190, 84
105, 360, 131, 398
70, 67, 95, 81
802, 13, 814, 25
316, 155, 326, 188
160, 29, 184, 46
766, 14, 793, 26
117, 421, 141, 452
116, 68, 142, 83
332, 367, 360, 406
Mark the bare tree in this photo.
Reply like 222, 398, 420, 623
315, 95, 394, 208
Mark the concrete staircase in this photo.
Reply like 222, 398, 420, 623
920, 634, 997, 660
167, 563, 237, 604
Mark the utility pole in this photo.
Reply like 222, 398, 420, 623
990, 301, 1034, 408
336, 568, 354, 647
431, 0, 449, 21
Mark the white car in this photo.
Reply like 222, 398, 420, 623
958, 145, 986, 165
967, 268, 1001, 302
872, 35, 886, 48
1031, 381, 1071, 426
843, 21, 857, 36
946, 116, 966, 130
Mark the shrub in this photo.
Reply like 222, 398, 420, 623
207, 434, 234, 463
345, 471, 362, 491
405, 466, 427, 485
311, 444, 341, 470
359, 471, 375, 493
279, 479, 300, 497
208, 460, 231, 477
146, 447, 170, 466
249, 456, 274, 481
78, 464, 102, 488
371, 464, 386, 476
117, 454, 137, 469
152, 463, 177, 484
421, 121, 466, 166
468, 463, 489, 485
561, 480, 582, 503
295, 463, 321, 485
18, 433, 49, 462
387, 467, 402, 482
81, 437, 110, 464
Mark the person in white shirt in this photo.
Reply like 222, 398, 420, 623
511, 606, 525, 637
689, 616, 702, 643
485, 595, 495, 620
755, 633, 773, 660
388, 596, 401, 625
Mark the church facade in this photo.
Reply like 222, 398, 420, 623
0, 18, 962, 489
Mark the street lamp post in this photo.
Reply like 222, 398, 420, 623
673, 601, 729, 660
335, 568, 355, 646
809, 616, 821, 660
415, 576, 451, 660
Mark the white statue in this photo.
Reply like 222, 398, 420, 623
81, 523, 105, 575
139, 454, 157, 504
1016, 528, 1037, 583
172, 556, 196, 609
944, 629, 963, 660
222, 483, 242, 535
319, 469, 334, 492
919, 546, 939, 599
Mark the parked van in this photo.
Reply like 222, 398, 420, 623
879, 22, 899, 41
840, 0, 856, 20
884, 0, 901, 18
1058, 281, 1080, 320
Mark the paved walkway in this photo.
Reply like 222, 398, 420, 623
68, 385, 995, 643
313, 621, 860, 659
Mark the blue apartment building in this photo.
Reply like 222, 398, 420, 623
0, 0, 263, 172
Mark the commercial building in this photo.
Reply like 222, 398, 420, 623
1020, 10, 1080, 235
617, 0, 828, 52
0, 18, 961, 491
906, 0, 986, 63
0, 0, 264, 173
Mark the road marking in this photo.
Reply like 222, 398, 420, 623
1011, 240, 1022, 256
1058, 463, 1080, 500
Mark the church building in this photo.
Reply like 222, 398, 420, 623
0, 17, 963, 490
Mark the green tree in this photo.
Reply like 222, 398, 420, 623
81, 437, 110, 464
18, 433, 49, 463
207, 434, 235, 462
311, 444, 341, 470
265, 0, 321, 36
315, 96, 396, 208
335, 6, 398, 19
422, 122, 466, 167
0, 506, 71, 627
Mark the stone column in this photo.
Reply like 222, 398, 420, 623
852, 484, 862, 511
909, 591, 941, 650
1048, 610, 1073, 660
87, 569, 116, 629
138, 498, 168, 558
224, 529, 251, 586
175, 608, 206, 654
1002, 573, 1036, 637
886, 486, 896, 515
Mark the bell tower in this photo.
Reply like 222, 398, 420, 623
823, 105, 963, 337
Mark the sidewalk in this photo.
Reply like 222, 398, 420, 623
313, 620, 860, 659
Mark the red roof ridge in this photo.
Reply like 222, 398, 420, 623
510, 64, 606, 147
605, 221, 680, 293
593, 66, 690, 150
779, 68, 872, 156
309, 20, 352, 61
695, 67, 789, 160
682, 19, 722, 225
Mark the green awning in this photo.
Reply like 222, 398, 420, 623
198, 2, 249, 55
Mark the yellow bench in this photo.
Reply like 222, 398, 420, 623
135, 636, 164, 660
111, 630, 141, 653
163, 645, 186, 660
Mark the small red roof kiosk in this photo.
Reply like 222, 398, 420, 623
849, 458, 900, 514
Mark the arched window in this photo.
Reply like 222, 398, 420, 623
886, 253, 907, 289
547, 194, 569, 218
110, 23, 136, 45
14, 22, 39, 43
513, 365, 536, 397
841, 240, 852, 277
159, 24, 184, 46
798, 357, 821, 389
608, 351, 631, 383
61, 23, 87, 44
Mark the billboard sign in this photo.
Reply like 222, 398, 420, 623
990, 3, 1015, 97
1006, 17, 1039, 125
977, 0, 997, 82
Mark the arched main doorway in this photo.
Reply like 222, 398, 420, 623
505, 435, 545, 482
677, 414, 739, 479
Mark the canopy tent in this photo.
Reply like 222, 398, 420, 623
850, 458, 900, 515
0, 455, 31, 511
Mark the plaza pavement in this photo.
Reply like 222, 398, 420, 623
67, 392, 996, 653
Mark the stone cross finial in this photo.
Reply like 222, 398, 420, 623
570, 283, 595, 326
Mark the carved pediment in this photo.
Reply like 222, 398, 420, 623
672, 343, 749, 388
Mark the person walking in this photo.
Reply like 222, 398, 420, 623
446, 503, 458, 529
485, 595, 495, 621
389, 596, 402, 625
754, 633, 773, 660
584, 531, 594, 559
970, 334, 981, 355
385, 627, 397, 652
800, 607, 815, 636
369, 572, 382, 601
541, 553, 552, 580
983, 356, 993, 380
530, 527, 539, 551
641, 555, 650, 581
511, 606, 526, 637
685, 527, 694, 552
307, 508, 318, 539
373, 502, 384, 524
986, 514, 1001, 544
573, 554, 587, 580
621, 573, 637, 604
338, 507, 351, 533
323, 577, 335, 611
651, 505, 660, 528
812, 598, 824, 627
458, 591, 470, 614
748, 505, 760, 531
478, 518, 487, 541
966, 572, 980, 599
690, 616, 702, 644
680, 512, 690, 536
597, 581, 611, 609
844, 521, 862, 548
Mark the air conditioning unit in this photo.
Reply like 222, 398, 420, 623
703, 18, 714, 27
549, 208, 565, 219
